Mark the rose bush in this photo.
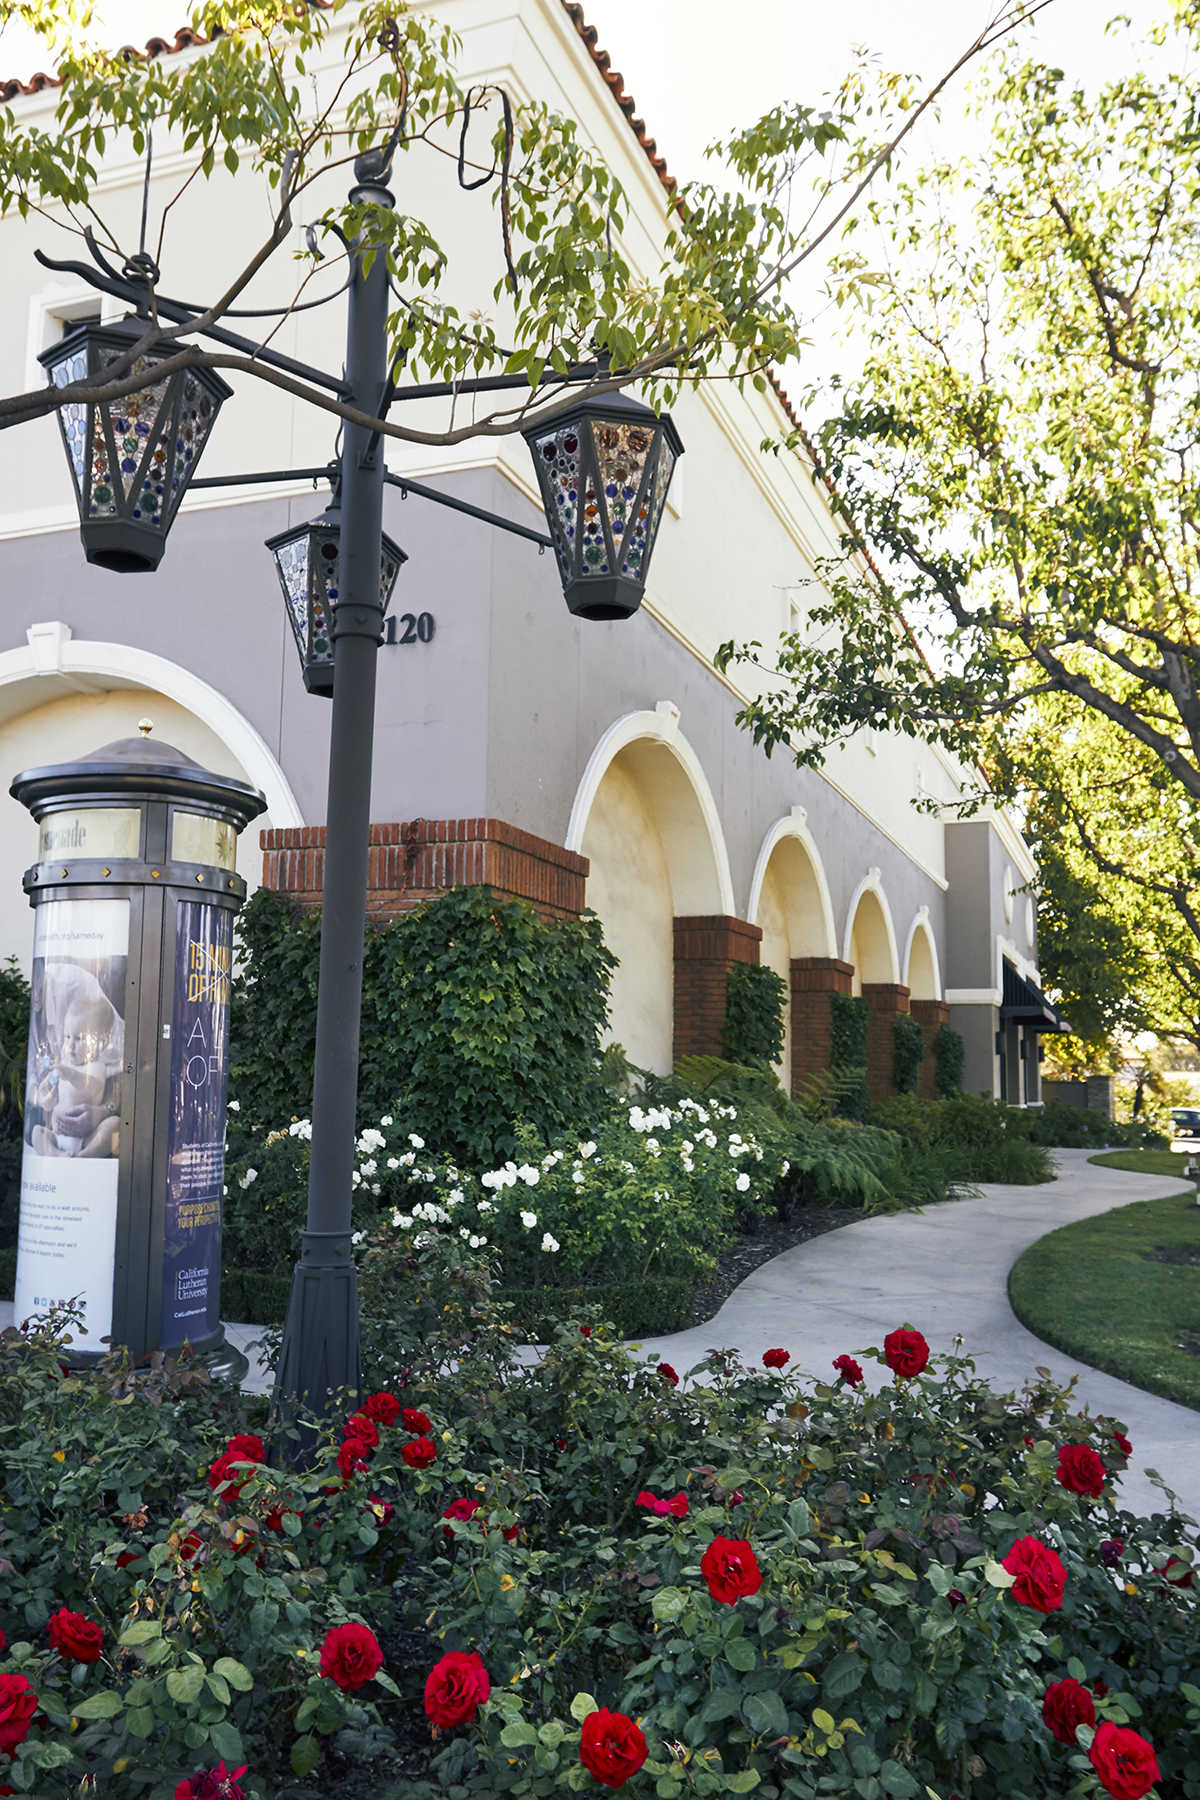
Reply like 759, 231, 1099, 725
2, 1286, 1197, 1799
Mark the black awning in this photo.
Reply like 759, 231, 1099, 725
1001, 960, 1071, 1034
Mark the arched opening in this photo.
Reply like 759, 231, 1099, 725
749, 821, 836, 1088
0, 632, 299, 968
572, 713, 730, 1074
905, 917, 941, 1001
845, 880, 898, 994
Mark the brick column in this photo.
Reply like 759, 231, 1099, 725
261, 819, 588, 922
863, 983, 911, 1105
673, 916, 762, 1063
790, 957, 854, 1095
911, 998, 950, 1099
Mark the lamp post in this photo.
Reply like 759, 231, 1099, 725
32, 145, 683, 1424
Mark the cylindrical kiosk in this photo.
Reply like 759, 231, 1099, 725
10, 724, 265, 1372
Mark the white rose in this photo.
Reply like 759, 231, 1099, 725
736, 1172, 751, 1192
520, 1210, 538, 1230
541, 1232, 559, 1253
238, 1167, 258, 1189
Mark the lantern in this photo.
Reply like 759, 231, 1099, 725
39, 316, 232, 573
522, 390, 683, 620
265, 502, 406, 694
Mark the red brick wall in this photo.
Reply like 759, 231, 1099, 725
863, 982, 912, 1105
260, 819, 589, 921
911, 998, 951, 1100
673, 915, 762, 1063
790, 957, 854, 1096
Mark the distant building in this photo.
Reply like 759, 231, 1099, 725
0, 0, 1064, 1102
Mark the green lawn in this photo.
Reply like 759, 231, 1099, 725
1089, 1148, 1192, 1178
1008, 1185, 1200, 1412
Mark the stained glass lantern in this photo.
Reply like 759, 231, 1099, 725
38, 316, 233, 574
265, 503, 407, 695
522, 390, 683, 621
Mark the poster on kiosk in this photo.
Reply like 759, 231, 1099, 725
14, 897, 129, 1351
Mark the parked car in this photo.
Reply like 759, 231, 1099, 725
1169, 1107, 1200, 1139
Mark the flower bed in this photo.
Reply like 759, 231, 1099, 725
1, 1276, 1197, 1799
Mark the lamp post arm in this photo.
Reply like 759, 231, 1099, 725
273, 155, 396, 1422
383, 472, 552, 550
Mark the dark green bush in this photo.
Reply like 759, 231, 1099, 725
933, 1021, 965, 1096
721, 962, 786, 1068
230, 885, 615, 1165
829, 991, 870, 1120
892, 1011, 925, 1094
874, 1093, 1055, 1185
1025, 1101, 1158, 1150
499, 1276, 695, 1340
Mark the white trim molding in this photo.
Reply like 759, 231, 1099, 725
0, 623, 303, 828
565, 705, 736, 917
842, 865, 901, 983
944, 987, 1002, 1006
745, 806, 838, 959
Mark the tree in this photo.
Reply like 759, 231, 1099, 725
716, 0, 1200, 1040
0, 0, 1043, 451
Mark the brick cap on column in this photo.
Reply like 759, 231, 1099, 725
793, 957, 854, 975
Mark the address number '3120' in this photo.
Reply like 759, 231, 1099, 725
383, 612, 436, 645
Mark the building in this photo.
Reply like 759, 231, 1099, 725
0, 0, 1062, 1103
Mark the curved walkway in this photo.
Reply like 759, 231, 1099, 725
635, 1149, 1200, 1523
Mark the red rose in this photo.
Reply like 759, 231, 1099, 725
1042, 1676, 1095, 1745
701, 1535, 762, 1604
174, 1761, 248, 1800
728, 1488, 744, 1508
402, 1436, 438, 1470
1057, 1443, 1106, 1498
1095, 1680, 1110, 1698
579, 1708, 648, 1789
580, 1325, 592, 1338
0, 1673, 37, 1755
319, 1622, 383, 1692
47, 1607, 103, 1664
423, 1650, 490, 1728
833, 1354, 863, 1386
635, 1490, 689, 1518
264, 1499, 302, 1534
1002, 1536, 1067, 1613
1100, 1537, 1125, 1567
1111, 1431, 1132, 1458
1088, 1722, 1161, 1800
762, 1347, 790, 1369
365, 1495, 395, 1526
115, 1550, 140, 1569
656, 1362, 679, 1387
207, 1435, 264, 1503
401, 1408, 431, 1434
337, 1439, 371, 1481
883, 1327, 929, 1379
1161, 1555, 1194, 1589
363, 1391, 402, 1425
342, 1412, 380, 1451
442, 1497, 481, 1541
179, 1532, 204, 1563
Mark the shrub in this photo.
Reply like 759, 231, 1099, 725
892, 1011, 925, 1095
933, 1022, 965, 1096
1025, 1101, 1160, 1150
721, 963, 786, 1069
230, 885, 615, 1164
830, 991, 870, 1120
873, 1093, 1055, 1185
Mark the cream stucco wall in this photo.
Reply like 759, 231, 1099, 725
580, 756, 674, 1073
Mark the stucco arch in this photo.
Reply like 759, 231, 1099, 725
567, 705, 733, 1074
0, 623, 301, 967
566, 705, 734, 915
843, 868, 900, 990
903, 908, 942, 1001
747, 809, 838, 1087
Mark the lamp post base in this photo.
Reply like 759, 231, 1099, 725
273, 1242, 362, 1421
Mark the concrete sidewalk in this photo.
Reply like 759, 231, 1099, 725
633, 1148, 1200, 1522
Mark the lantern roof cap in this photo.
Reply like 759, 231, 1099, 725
524, 386, 684, 457
11, 734, 266, 826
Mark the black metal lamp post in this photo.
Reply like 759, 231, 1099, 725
33, 146, 683, 1426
